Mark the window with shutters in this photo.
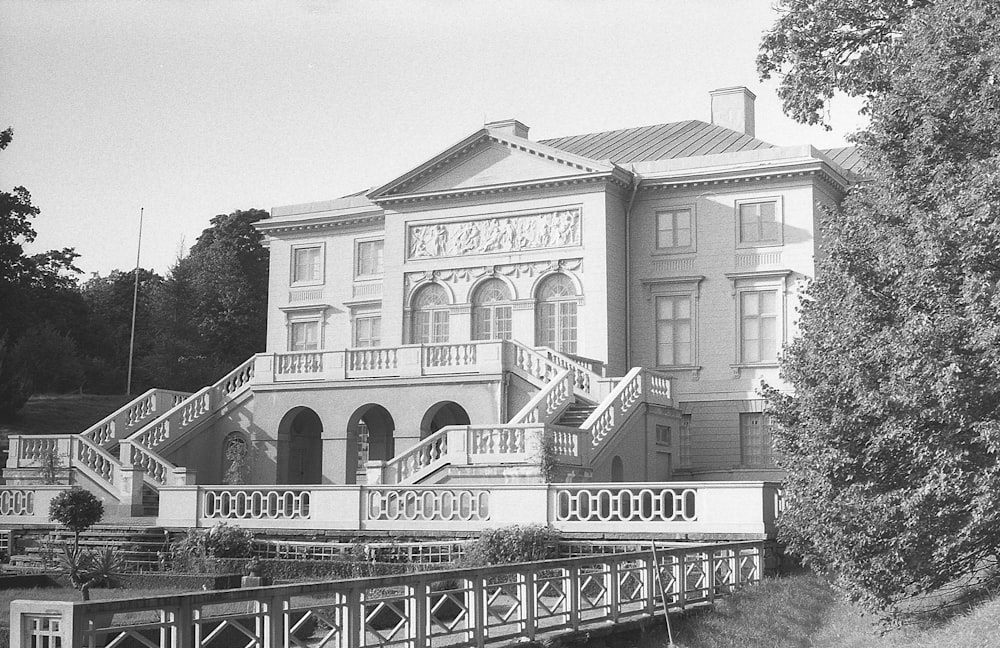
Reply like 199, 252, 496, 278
471, 279, 513, 341
411, 283, 450, 344
535, 273, 578, 354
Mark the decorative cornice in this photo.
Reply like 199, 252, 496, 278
256, 211, 384, 236
373, 172, 630, 206
638, 162, 849, 194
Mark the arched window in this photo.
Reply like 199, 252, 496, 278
535, 273, 578, 354
222, 432, 250, 485
411, 284, 450, 344
471, 279, 513, 341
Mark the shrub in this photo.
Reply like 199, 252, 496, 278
465, 524, 559, 566
49, 488, 103, 551
168, 523, 254, 573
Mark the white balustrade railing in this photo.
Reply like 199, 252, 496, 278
79, 388, 190, 448
367, 487, 491, 523
128, 356, 255, 454
0, 488, 34, 515
203, 488, 311, 520
581, 367, 643, 452
508, 339, 563, 386
275, 351, 324, 375
347, 347, 398, 376
121, 440, 174, 486
74, 436, 118, 487
554, 485, 697, 523
534, 346, 603, 398
383, 429, 452, 484
156, 482, 779, 537
509, 367, 574, 425
10, 542, 766, 648
468, 425, 528, 456
421, 342, 479, 372
7, 435, 118, 492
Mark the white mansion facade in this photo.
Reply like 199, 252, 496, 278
4, 87, 860, 524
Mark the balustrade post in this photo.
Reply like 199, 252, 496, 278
119, 465, 146, 517
706, 550, 716, 603
397, 346, 422, 377
608, 559, 620, 622
410, 581, 429, 648
262, 595, 283, 648
6, 435, 20, 468
567, 566, 580, 630
365, 461, 386, 485
345, 586, 362, 648
468, 574, 486, 648
523, 569, 537, 642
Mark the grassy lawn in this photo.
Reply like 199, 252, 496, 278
658, 572, 1000, 648
0, 394, 133, 438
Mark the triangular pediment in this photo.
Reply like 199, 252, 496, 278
413, 141, 583, 192
368, 128, 613, 201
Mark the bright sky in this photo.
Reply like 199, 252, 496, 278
1, 0, 866, 278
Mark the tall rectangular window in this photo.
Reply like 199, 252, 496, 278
679, 414, 692, 467
289, 321, 319, 351
354, 316, 381, 347
740, 290, 778, 363
292, 246, 322, 285
656, 295, 692, 366
740, 412, 774, 467
656, 209, 693, 250
356, 240, 384, 277
738, 201, 779, 245
415, 310, 450, 344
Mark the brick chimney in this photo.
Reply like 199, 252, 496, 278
710, 87, 756, 137
485, 119, 530, 139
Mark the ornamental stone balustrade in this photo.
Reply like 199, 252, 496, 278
156, 481, 778, 538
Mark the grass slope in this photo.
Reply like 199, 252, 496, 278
642, 573, 1000, 648
0, 394, 132, 438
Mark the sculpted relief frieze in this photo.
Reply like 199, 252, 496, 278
407, 207, 582, 260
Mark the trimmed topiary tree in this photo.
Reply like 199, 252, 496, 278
49, 488, 104, 552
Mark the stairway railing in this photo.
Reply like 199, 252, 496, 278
508, 368, 575, 425
580, 368, 673, 459
532, 346, 603, 399
127, 357, 255, 454
79, 389, 190, 449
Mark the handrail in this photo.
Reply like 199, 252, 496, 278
509, 367, 574, 424
127, 356, 255, 453
533, 346, 603, 398
506, 339, 564, 387
380, 426, 454, 484
579, 366, 645, 456
79, 388, 190, 448
121, 439, 176, 486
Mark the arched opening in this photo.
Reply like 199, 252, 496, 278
277, 407, 323, 484
611, 456, 624, 482
411, 283, 451, 344
222, 431, 251, 485
347, 404, 396, 484
535, 273, 578, 354
471, 278, 513, 341
420, 401, 471, 439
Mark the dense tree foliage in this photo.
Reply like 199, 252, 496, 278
762, 0, 1000, 613
1, 127, 269, 415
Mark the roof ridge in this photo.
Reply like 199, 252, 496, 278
538, 119, 703, 144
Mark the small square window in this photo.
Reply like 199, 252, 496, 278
656, 209, 694, 251
656, 424, 672, 445
291, 246, 323, 285
354, 316, 381, 348
356, 240, 384, 278
737, 201, 781, 246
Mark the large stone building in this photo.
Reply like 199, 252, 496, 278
4, 87, 861, 524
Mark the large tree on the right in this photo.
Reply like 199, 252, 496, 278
761, 0, 1000, 612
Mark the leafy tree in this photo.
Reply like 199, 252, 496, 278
762, 0, 1000, 613
0, 127, 83, 416
149, 209, 268, 390
49, 488, 104, 552
757, 0, 929, 128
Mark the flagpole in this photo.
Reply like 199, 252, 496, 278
126, 207, 144, 396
